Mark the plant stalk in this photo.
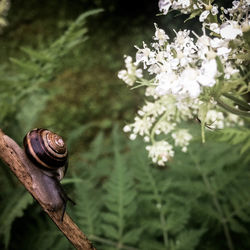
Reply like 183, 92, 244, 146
222, 93, 250, 111
190, 151, 235, 250
144, 164, 168, 246
215, 97, 250, 117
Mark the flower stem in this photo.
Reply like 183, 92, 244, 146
189, 151, 235, 250
215, 97, 250, 117
222, 93, 250, 111
144, 163, 168, 246
201, 122, 205, 143
150, 111, 168, 144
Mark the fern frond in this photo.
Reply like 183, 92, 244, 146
11, 9, 103, 85
0, 9, 103, 126
0, 188, 33, 247
212, 128, 250, 162
74, 180, 102, 236
171, 229, 205, 250
101, 126, 138, 246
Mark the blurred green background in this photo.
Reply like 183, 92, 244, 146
0, 1, 250, 250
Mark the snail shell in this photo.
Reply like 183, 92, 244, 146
23, 128, 68, 172
23, 128, 74, 221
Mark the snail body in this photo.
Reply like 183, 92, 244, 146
23, 128, 74, 221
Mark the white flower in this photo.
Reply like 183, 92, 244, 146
148, 64, 161, 75
145, 86, 159, 99
158, 0, 172, 14
211, 5, 219, 15
217, 47, 231, 57
179, 0, 191, 9
197, 59, 217, 87
135, 42, 155, 69
172, 129, 192, 152
129, 134, 137, 140
120, 0, 250, 168
154, 121, 176, 135
172, 0, 191, 11
199, 2, 218, 22
173, 29, 192, 48
176, 99, 200, 119
125, 55, 132, 64
154, 23, 169, 45
209, 23, 220, 34
220, 21, 243, 40
199, 10, 210, 22
195, 35, 210, 59
226, 0, 249, 16
205, 110, 225, 129
155, 70, 179, 96
179, 68, 201, 98
146, 141, 174, 165
118, 56, 142, 86
224, 63, 239, 79
210, 38, 228, 48
142, 101, 166, 116
225, 113, 244, 127
123, 125, 131, 132
132, 116, 152, 136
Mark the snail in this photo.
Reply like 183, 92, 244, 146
23, 128, 75, 221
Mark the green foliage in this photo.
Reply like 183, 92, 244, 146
36, 127, 249, 250
10, 8, 102, 84
0, 188, 33, 248
0, 8, 104, 249
75, 181, 101, 235
0, 9, 102, 133
210, 128, 250, 162
1, 126, 250, 250
188, 142, 250, 233
0, 1, 250, 250
101, 126, 138, 246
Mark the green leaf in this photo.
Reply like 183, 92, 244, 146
174, 229, 205, 250
102, 224, 119, 240
229, 218, 248, 234
10, 57, 40, 73
0, 188, 33, 247
122, 228, 143, 244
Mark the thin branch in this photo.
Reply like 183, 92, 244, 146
0, 129, 96, 250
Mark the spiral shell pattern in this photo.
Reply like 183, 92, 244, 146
23, 128, 68, 170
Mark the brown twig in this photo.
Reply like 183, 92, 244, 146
0, 129, 96, 250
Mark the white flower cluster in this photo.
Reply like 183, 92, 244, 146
122, 95, 199, 165
172, 129, 192, 152
146, 141, 174, 166
159, 0, 193, 15
118, 1, 248, 166
133, 23, 242, 100
159, 0, 249, 25
205, 110, 225, 129
118, 56, 143, 86
205, 110, 244, 129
